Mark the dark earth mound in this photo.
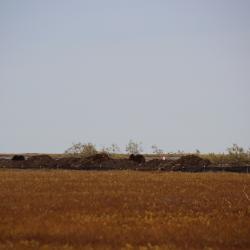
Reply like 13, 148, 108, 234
176, 154, 211, 167
27, 155, 54, 162
12, 155, 25, 161
0, 153, 249, 173
25, 155, 56, 168
55, 154, 138, 170
144, 159, 175, 171
129, 154, 146, 164
83, 153, 111, 164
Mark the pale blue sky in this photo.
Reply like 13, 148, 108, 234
0, 0, 250, 153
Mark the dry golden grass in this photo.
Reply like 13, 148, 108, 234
0, 170, 249, 250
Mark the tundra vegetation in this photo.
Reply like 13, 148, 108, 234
62, 142, 250, 167
64, 142, 98, 157
205, 144, 250, 166
0, 170, 249, 250
0, 143, 249, 249
125, 140, 143, 155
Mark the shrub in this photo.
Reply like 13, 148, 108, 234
227, 144, 250, 166
65, 142, 98, 157
206, 144, 250, 166
126, 140, 143, 154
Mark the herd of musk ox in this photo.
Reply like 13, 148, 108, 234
0, 153, 249, 173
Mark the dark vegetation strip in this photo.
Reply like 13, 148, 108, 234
0, 153, 249, 173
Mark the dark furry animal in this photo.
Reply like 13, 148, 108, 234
129, 154, 146, 164
12, 155, 25, 161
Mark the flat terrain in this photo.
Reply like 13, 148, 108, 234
0, 170, 249, 250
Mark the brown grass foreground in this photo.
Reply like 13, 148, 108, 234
0, 170, 249, 250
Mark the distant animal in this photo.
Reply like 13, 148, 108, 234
12, 155, 25, 161
129, 154, 145, 164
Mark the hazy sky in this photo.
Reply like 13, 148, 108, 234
1, 0, 250, 153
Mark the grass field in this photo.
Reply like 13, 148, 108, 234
0, 170, 249, 250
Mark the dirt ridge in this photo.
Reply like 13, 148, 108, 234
0, 154, 249, 173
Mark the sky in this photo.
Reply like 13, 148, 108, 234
0, 0, 250, 153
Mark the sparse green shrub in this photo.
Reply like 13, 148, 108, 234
206, 144, 250, 166
65, 142, 98, 157
151, 144, 164, 155
227, 144, 249, 166
206, 153, 228, 166
102, 144, 120, 154
125, 140, 143, 154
